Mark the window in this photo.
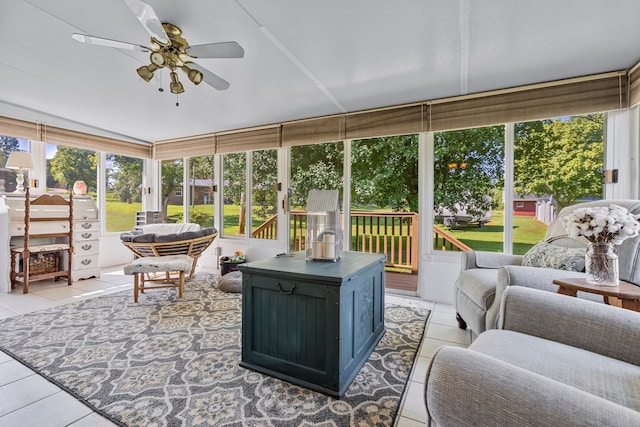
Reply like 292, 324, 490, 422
433, 126, 505, 252
513, 114, 604, 254
105, 154, 143, 232
223, 152, 246, 237
290, 141, 344, 251
161, 159, 184, 223
188, 155, 215, 228
351, 136, 418, 272
46, 143, 97, 194
0, 136, 29, 193
251, 149, 278, 240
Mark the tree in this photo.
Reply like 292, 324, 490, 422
107, 155, 143, 202
515, 114, 603, 209
161, 159, 183, 220
251, 149, 277, 219
49, 146, 97, 190
434, 126, 505, 221
0, 136, 20, 167
351, 135, 418, 211
290, 142, 344, 207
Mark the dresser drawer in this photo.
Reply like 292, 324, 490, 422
74, 220, 99, 232
11, 221, 71, 235
74, 230, 99, 241
75, 240, 99, 255
73, 254, 99, 270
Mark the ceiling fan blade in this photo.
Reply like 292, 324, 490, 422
187, 41, 245, 59
191, 63, 230, 90
123, 0, 170, 45
71, 33, 150, 52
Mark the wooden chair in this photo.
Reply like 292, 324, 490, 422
10, 188, 74, 293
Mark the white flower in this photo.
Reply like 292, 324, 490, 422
562, 203, 640, 245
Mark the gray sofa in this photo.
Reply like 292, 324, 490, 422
425, 286, 640, 426
455, 199, 640, 338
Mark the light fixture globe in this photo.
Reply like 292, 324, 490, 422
169, 71, 184, 94
182, 63, 203, 85
136, 64, 158, 82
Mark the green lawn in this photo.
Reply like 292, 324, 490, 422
105, 199, 547, 255
443, 211, 547, 254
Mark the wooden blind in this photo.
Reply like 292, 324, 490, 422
154, 134, 215, 160
0, 116, 153, 158
216, 126, 281, 153
0, 117, 39, 141
281, 116, 344, 147
2, 70, 633, 156
428, 73, 627, 131
44, 125, 152, 158
345, 104, 425, 139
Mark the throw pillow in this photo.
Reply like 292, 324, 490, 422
522, 241, 586, 272
218, 271, 243, 293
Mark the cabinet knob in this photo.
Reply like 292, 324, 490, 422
81, 244, 92, 251
81, 223, 92, 229
81, 259, 92, 265
81, 233, 92, 239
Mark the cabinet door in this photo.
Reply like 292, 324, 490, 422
242, 273, 340, 388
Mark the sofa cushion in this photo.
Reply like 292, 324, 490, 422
470, 329, 640, 412
522, 241, 586, 271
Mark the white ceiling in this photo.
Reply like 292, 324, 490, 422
1, 0, 640, 145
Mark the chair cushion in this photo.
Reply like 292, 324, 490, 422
471, 329, 640, 412
521, 241, 586, 272
455, 268, 498, 309
218, 271, 243, 293
123, 255, 193, 274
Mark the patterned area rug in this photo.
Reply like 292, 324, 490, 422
0, 273, 429, 426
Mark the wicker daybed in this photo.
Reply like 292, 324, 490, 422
120, 224, 217, 278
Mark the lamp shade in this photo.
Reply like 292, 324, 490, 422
6, 151, 34, 170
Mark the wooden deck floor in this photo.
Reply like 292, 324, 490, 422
385, 271, 418, 292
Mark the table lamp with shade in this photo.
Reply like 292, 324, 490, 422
6, 151, 34, 193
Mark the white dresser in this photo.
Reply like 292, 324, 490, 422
71, 196, 101, 281
4, 193, 101, 282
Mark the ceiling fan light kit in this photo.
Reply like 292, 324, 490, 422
71, 0, 244, 100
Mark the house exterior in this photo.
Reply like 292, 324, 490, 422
167, 179, 215, 205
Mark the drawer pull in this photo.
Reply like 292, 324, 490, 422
81, 223, 92, 229
81, 232, 92, 239
277, 282, 296, 295
81, 244, 92, 251
81, 259, 92, 265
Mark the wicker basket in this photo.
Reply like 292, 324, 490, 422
29, 252, 58, 276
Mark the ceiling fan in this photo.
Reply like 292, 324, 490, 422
71, 0, 244, 95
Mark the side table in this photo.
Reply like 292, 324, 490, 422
552, 278, 640, 312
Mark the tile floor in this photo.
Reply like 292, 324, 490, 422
0, 266, 471, 426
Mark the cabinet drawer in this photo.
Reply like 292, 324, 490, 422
11, 221, 70, 235
75, 240, 99, 255
74, 230, 99, 241
73, 254, 99, 270
74, 220, 99, 232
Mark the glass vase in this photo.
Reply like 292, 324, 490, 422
585, 242, 619, 286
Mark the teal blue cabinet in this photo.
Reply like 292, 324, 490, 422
239, 251, 386, 397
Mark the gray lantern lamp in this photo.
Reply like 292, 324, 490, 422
305, 189, 341, 262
